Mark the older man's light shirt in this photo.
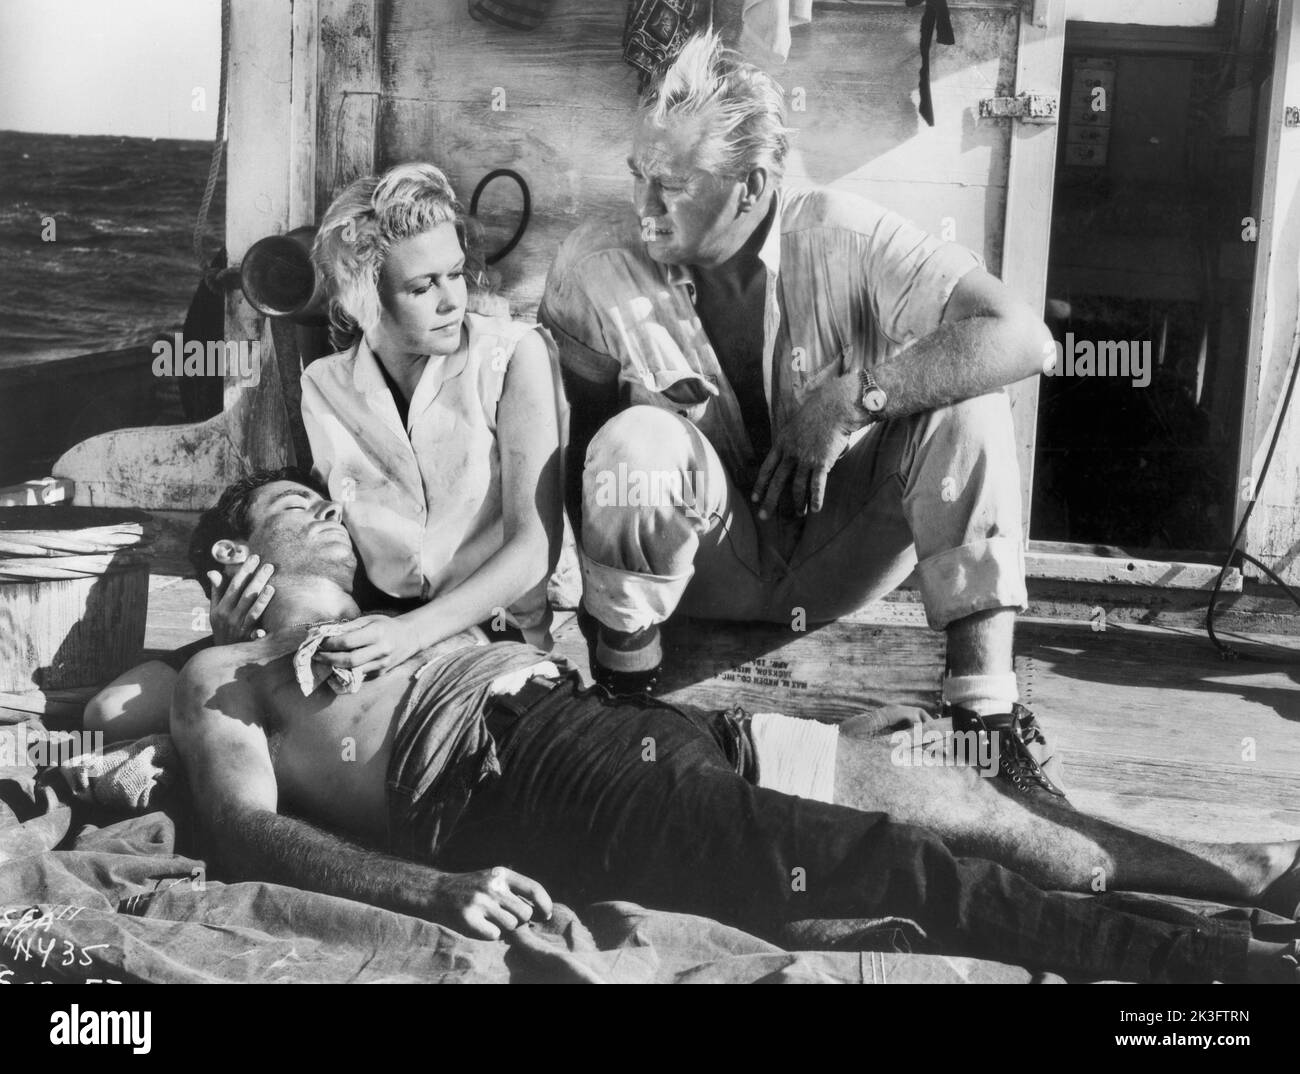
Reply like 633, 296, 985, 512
539, 184, 1028, 637
540, 184, 983, 477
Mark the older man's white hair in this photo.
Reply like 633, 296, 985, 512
639, 29, 794, 183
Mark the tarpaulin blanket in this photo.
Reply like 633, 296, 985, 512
0, 727, 1273, 985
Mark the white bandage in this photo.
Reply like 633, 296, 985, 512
750, 712, 840, 804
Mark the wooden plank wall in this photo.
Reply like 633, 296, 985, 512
316, 0, 382, 213
1241, 1, 1300, 585
349, 0, 1020, 318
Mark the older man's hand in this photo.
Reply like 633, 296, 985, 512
752, 374, 859, 519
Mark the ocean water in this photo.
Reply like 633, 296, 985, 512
0, 129, 226, 366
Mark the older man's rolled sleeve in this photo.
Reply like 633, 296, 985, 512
859, 213, 983, 347
542, 309, 620, 387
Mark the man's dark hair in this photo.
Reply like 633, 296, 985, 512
188, 466, 327, 597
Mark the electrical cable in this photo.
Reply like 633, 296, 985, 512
1205, 325, 1300, 661
469, 168, 531, 265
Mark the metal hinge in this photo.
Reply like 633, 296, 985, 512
978, 92, 1059, 124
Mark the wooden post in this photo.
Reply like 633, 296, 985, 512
1238, 0, 1300, 584
1000, 0, 1066, 542
291, 0, 320, 227
222, 0, 299, 471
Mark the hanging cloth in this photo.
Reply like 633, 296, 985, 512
726, 0, 812, 68
905, 0, 955, 127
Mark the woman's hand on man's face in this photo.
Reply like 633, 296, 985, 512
206, 553, 275, 645
314, 613, 419, 677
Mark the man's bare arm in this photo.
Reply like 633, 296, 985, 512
855, 267, 1053, 421
753, 268, 1052, 517
169, 655, 552, 939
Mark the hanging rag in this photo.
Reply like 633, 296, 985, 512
468, 0, 556, 31
623, 0, 707, 87
58, 734, 179, 813
905, 0, 955, 127
720, 0, 812, 68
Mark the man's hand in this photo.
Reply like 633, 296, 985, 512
315, 613, 419, 677
751, 374, 859, 520
206, 554, 275, 644
430, 866, 554, 940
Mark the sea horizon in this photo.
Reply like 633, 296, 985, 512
0, 128, 226, 367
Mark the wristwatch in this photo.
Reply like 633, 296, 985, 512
857, 367, 888, 422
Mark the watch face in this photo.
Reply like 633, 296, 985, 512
863, 388, 887, 412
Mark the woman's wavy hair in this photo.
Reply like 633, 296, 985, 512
311, 162, 487, 347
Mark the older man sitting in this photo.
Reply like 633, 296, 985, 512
540, 31, 1059, 802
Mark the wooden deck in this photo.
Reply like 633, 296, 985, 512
127, 542, 1300, 848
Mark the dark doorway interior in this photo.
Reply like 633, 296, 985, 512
1033, 7, 1272, 553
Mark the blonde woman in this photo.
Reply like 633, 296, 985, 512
82, 162, 564, 738
299, 162, 565, 675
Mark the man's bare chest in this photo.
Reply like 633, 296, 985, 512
258, 666, 402, 784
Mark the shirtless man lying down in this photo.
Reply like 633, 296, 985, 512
169, 469, 1300, 982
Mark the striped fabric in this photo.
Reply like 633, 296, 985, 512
622, 0, 705, 78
